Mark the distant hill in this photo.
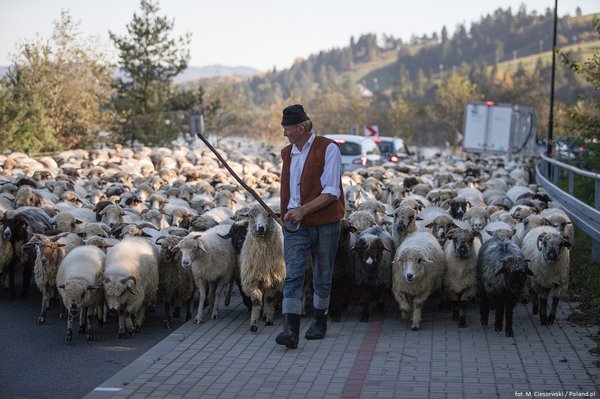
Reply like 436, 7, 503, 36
0, 64, 258, 82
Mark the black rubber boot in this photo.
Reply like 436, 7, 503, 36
275, 313, 301, 349
305, 309, 327, 340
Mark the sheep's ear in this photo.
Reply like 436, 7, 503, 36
382, 244, 392, 253
473, 231, 483, 243
415, 216, 424, 221
56, 243, 66, 248
536, 232, 547, 251
58, 284, 66, 289
217, 233, 232, 240
485, 230, 493, 236
196, 238, 207, 253
425, 222, 434, 228
562, 237, 572, 248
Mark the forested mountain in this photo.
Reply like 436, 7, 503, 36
197, 6, 599, 146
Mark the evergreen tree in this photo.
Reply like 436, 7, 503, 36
110, 0, 192, 146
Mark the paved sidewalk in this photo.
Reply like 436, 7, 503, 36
84, 296, 599, 399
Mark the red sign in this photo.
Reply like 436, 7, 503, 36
364, 125, 379, 137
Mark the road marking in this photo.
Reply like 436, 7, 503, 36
94, 387, 122, 392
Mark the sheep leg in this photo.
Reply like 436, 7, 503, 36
211, 280, 227, 320
185, 295, 193, 321
263, 290, 277, 326
539, 295, 548, 326
86, 310, 94, 341
163, 302, 172, 329
38, 286, 50, 324
494, 297, 505, 332
224, 280, 234, 307
250, 298, 262, 333
451, 300, 459, 321
458, 300, 468, 328
395, 292, 411, 321
411, 295, 428, 331
194, 279, 207, 324
78, 307, 87, 334
236, 277, 252, 312
479, 294, 489, 326
66, 314, 73, 342
133, 307, 146, 332
504, 299, 516, 337
531, 292, 539, 315
125, 311, 134, 334
548, 296, 560, 324
117, 310, 127, 338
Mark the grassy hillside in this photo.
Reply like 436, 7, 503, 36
496, 39, 600, 75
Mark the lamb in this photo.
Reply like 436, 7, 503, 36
392, 231, 445, 330
477, 238, 533, 337
24, 232, 84, 323
56, 245, 105, 342
443, 228, 481, 327
352, 226, 394, 322
103, 237, 159, 338
175, 225, 236, 324
155, 235, 195, 329
239, 204, 285, 332
521, 226, 571, 325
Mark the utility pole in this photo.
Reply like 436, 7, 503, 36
547, 0, 558, 157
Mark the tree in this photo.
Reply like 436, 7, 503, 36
557, 17, 600, 138
110, 0, 192, 146
0, 11, 115, 152
426, 74, 482, 145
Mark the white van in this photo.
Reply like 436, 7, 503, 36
324, 134, 382, 171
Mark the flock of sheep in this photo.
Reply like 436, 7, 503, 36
0, 139, 573, 342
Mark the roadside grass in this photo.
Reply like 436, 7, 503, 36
567, 226, 600, 365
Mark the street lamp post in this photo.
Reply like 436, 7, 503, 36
547, 0, 558, 158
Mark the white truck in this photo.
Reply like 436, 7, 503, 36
462, 101, 538, 157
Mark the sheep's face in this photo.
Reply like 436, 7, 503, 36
354, 236, 390, 272
536, 231, 571, 264
103, 276, 136, 311
54, 213, 83, 233
158, 236, 182, 263
448, 229, 477, 260
464, 209, 489, 232
177, 237, 206, 268
496, 256, 532, 299
248, 206, 272, 237
100, 206, 124, 228
425, 216, 457, 244
396, 248, 431, 283
220, 221, 248, 253
59, 282, 99, 317
345, 186, 365, 210
511, 206, 534, 222
449, 197, 469, 220
393, 207, 417, 236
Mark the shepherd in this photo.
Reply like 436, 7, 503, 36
275, 104, 345, 349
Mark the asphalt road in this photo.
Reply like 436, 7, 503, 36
0, 285, 186, 399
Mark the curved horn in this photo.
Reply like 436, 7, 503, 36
120, 275, 137, 286
536, 232, 547, 251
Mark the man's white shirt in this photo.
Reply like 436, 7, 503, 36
287, 133, 342, 210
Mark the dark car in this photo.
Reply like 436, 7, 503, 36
371, 136, 412, 162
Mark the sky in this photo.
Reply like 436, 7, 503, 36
1, 0, 599, 72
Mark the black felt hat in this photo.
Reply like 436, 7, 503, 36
281, 104, 310, 126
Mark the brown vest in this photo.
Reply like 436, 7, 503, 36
280, 135, 345, 226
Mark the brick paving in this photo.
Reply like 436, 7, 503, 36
84, 294, 599, 399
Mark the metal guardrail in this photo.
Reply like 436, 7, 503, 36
536, 151, 600, 262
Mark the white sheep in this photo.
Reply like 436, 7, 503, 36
56, 245, 105, 342
443, 228, 481, 327
521, 226, 571, 325
175, 225, 236, 324
53, 208, 96, 233
392, 231, 445, 330
25, 232, 84, 323
239, 204, 285, 332
103, 237, 159, 338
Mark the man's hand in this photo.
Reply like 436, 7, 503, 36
284, 207, 305, 224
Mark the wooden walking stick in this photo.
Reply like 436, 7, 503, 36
196, 133, 300, 233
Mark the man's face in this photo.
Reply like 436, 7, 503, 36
283, 124, 305, 146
